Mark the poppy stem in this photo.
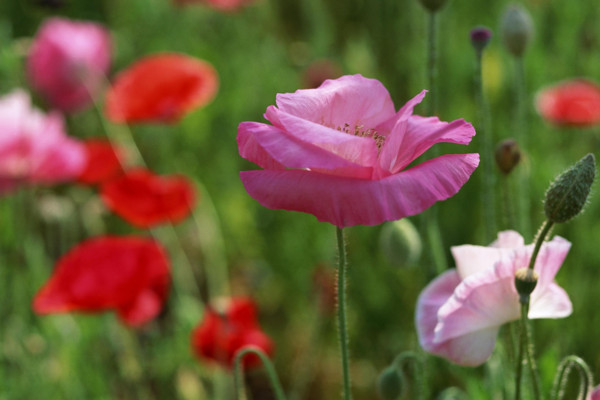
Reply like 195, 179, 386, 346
233, 347, 287, 400
336, 227, 353, 400
391, 352, 426, 400
527, 220, 554, 271
501, 175, 517, 230
514, 57, 531, 240
426, 10, 437, 118
551, 355, 594, 400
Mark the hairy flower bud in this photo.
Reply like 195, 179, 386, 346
470, 26, 492, 54
544, 154, 596, 223
417, 0, 448, 12
500, 4, 534, 57
377, 366, 402, 400
379, 219, 422, 268
515, 267, 538, 304
495, 139, 521, 175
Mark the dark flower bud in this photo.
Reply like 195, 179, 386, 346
377, 366, 402, 400
500, 4, 534, 57
417, 0, 448, 13
544, 154, 596, 223
379, 219, 422, 268
470, 26, 492, 54
495, 139, 521, 175
515, 267, 538, 304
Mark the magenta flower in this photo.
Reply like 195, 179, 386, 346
590, 386, 600, 400
27, 17, 111, 112
0, 90, 86, 194
237, 74, 479, 227
416, 231, 572, 366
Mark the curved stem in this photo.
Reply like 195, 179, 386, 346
392, 352, 426, 400
233, 347, 286, 400
527, 220, 554, 271
336, 227, 353, 400
551, 355, 593, 400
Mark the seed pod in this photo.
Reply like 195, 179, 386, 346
500, 4, 534, 57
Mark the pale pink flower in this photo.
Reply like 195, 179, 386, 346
27, 17, 111, 112
416, 231, 572, 366
0, 90, 86, 194
238, 74, 479, 228
589, 385, 600, 400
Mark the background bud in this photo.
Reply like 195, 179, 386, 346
544, 154, 596, 223
417, 0, 448, 13
377, 366, 402, 400
495, 139, 521, 175
500, 4, 534, 57
379, 219, 422, 268
470, 26, 492, 54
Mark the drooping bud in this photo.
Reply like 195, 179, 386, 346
500, 4, 534, 57
470, 26, 492, 54
495, 138, 521, 175
417, 0, 448, 13
515, 267, 538, 304
379, 219, 422, 268
377, 366, 403, 400
544, 154, 596, 223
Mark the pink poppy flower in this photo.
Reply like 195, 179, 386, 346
27, 17, 111, 112
535, 79, 600, 127
416, 231, 572, 366
238, 74, 479, 228
590, 386, 600, 400
33, 236, 170, 327
0, 90, 86, 194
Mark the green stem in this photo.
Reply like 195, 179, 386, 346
426, 10, 437, 117
551, 355, 593, 400
233, 347, 286, 400
514, 57, 531, 239
515, 303, 526, 400
392, 352, 426, 400
502, 175, 516, 230
474, 49, 496, 242
336, 227, 352, 400
527, 220, 554, 271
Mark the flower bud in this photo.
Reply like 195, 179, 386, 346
470, 26, 492, 54
495, 139, 521, 175
515, 267, 538, 304
377, 366, 402, 400
417, 0, 448, 12
379, 219, 422, 268
500, 4, 534, 57
544, 154, 596, 223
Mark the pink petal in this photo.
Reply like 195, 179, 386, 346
265, 107, 378, 167
435, 258, 520, 344
237, 121, 372, 178
240, 153, 479, 228
375, 90, 427, 133
380, 116, 476, 174
529, 283, 572, 319
274, 74, 397, 129
531, 236, 571, 288
492, 230, 525, 248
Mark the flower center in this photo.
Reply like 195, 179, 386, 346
338, 123, 386, 152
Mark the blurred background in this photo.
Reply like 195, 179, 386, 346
1, 0, 600, 398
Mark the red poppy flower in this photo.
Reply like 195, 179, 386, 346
105, 53, 218, 124
535, 79, 600, 127
101, 168, 196, 228
173, 0, 258, 12
77, 139, 123, 185
191, 298, 274, 369
33, 236, 170, 327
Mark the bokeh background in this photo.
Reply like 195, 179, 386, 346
1, 0, 600, 398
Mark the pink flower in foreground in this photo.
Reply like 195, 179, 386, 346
416, 231, 572, 366
535, 79, 600, 127
0, 90, 86, 195
589, 386, 600, 400
238, 74, 479, 227
27, 17, 111, 112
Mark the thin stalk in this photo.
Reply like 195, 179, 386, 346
233, 347, 286, 400
336, 227, 352, 400
551, 355, 593, 400
474, 48, 496, 242
392, 352, 426, 400
514, 57, 531, 239
527, 220, 554, 271
501, 175, 516, 230
515, 304, 526, 400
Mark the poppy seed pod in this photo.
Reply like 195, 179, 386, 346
379, 219, 422, 268
544, 154, 595, 223
500, 4, 533, 57
514, 267, 538, 304
417, 0, 448, 12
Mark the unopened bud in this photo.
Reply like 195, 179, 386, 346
379, 219, 422, 268
500, 4, 534, 57
544, 154, 595, 223
417, 0, 448, 13
377, 366, 402, 400
515, 267, 538, 304
495, 139, 521, 175
470, 26, 492, 54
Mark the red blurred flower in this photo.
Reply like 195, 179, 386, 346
101, 168, 196, 228
191, 298, 273, 368
33, 236, 170, 327
77, 139, 123, 185
173, 0, 258, 12
27, 17, 111, 112
535, 79, 600, 127
105, 53, 218, 124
